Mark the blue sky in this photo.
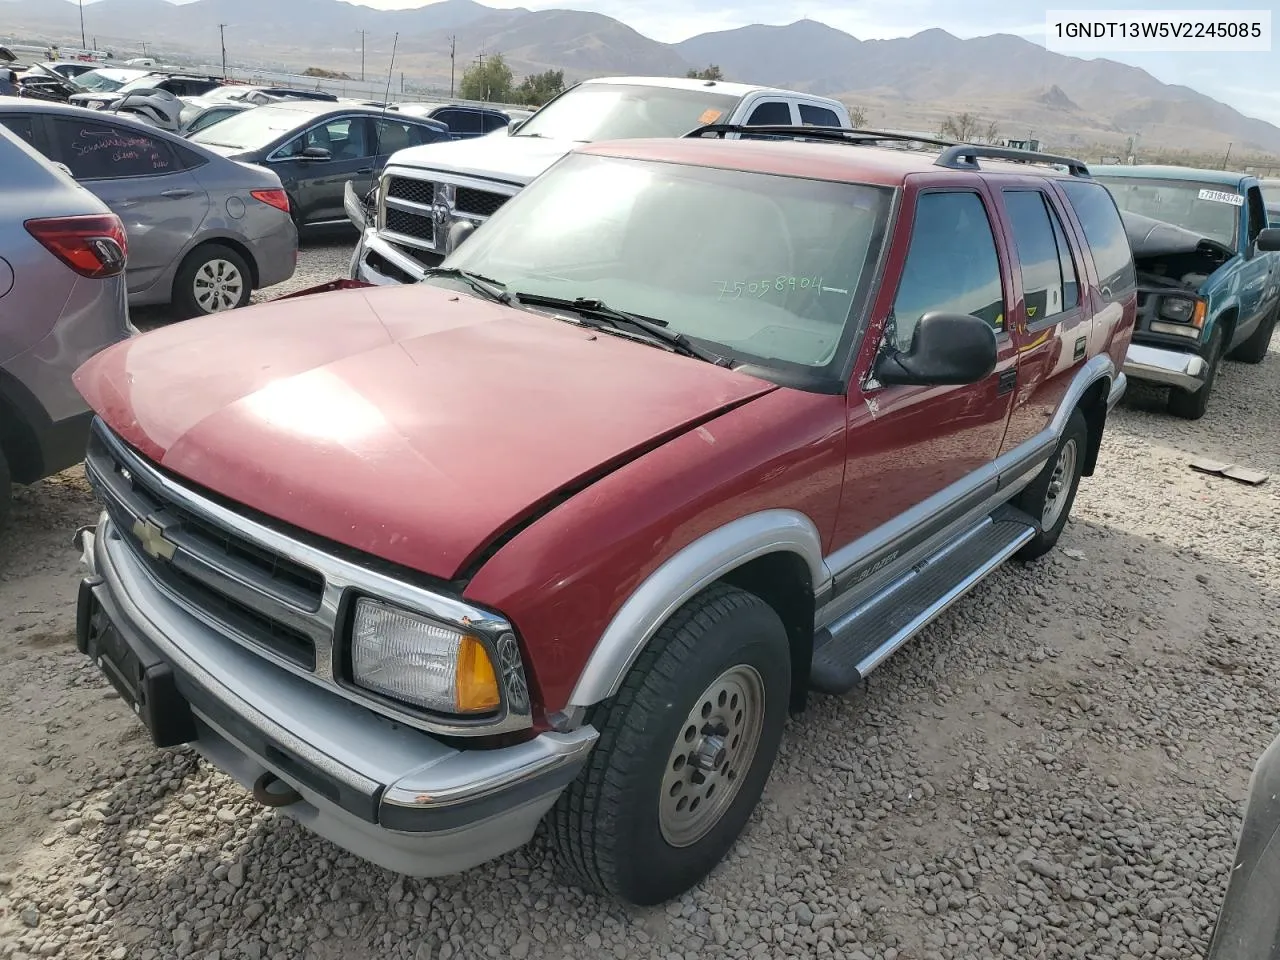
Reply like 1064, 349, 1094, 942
122, 0, 1280, 123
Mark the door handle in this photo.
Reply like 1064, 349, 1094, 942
996, 368, 1017, 396
160, 189, 194, 198
356, 168, 373, 174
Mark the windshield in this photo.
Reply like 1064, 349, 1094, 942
189, 105, 308, 149
74, 69, 143, 93
1095, 176, 1240, 249
440, 153, 891, 373
513, 82, 740, 142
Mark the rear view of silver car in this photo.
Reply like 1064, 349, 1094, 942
0, 99, 297, 318
0, 125, 131, 525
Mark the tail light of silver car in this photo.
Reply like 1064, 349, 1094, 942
24, 213, 128, 279
250, 189, 291, 214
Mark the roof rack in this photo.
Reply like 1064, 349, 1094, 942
935, 144, 1090, 178
684, 123, 959, 149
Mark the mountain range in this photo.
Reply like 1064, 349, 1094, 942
3, 0, 1277, 155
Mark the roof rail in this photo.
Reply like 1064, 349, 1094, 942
935, 144, 1090, 178
684, 123, 958, 149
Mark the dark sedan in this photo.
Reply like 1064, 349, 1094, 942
188, 100, 449, 230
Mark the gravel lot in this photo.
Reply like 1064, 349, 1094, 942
2, 237, 1278, 959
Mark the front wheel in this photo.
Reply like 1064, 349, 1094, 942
548, 583, 790, 905
172, 244, 253, 319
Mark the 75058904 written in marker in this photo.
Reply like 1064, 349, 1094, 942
1045, 10, 1272, 52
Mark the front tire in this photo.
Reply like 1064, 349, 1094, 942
172, 244, 253, 319
1014, 407, 1087, 561
549, 583, 790, 905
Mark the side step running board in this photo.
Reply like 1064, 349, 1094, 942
809, 508, 1038, 695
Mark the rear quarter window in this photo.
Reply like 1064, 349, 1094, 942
1059, 179, 1136, 300
51, 117, 181, 181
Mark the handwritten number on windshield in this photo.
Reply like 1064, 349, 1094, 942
715, 275, 826, 301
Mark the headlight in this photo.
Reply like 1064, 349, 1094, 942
351, 597, 502, 714
1159, 297, 1195, 322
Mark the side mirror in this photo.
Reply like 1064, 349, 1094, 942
507, 120, 523, 135
874, 312, 998, 387
1256, 227, 1280, 252
300, 146, 331, 161
444, 220, 475, 255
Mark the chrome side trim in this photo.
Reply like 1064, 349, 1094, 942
566, 510, 829, 708
852, 520, 1035, 676
91, 425, 533, 738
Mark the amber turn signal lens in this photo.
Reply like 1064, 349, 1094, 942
456, 636, 501, 713
1191, 301, 1207, 328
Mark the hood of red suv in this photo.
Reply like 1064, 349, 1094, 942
74, 284, 776, 579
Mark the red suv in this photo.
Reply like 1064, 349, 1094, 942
71, 127, 1136, 905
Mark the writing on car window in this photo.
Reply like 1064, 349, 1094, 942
715, 275, 847, 301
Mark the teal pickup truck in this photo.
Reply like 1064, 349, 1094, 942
1092, 165, 1280, 419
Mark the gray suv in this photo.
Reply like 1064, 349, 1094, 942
0, 125, 131, 524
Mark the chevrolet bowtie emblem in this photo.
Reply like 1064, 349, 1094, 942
132, 518, 176, 561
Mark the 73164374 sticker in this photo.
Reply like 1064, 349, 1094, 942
1197, 188, 1244, 206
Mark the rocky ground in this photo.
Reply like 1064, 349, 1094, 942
1, 240, 1278, 959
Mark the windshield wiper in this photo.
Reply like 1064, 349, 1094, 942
511, 293, 731, 365
419, 267, 512, 305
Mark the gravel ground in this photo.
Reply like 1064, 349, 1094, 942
2, 241, 1278, 959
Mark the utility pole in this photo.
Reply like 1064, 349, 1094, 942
141, 41, 149, 57
474, 50, 486, 101
218, 24, 228, 79
359, 30, 366, 82
78, 0, 86, 49
449, 36, 456, 98
1223, 141, 1233, 170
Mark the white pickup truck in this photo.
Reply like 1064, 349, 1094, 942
346, 75, 852, 283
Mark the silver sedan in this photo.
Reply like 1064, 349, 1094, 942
0, 96, 297, 317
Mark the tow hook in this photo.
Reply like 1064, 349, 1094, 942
73, 525, 97, 575
252, 771, 303, 808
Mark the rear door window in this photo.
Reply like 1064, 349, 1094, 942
1003, 190, 1081, 323
480, 112, 509, 133
0, 115, 39, 148
1059, 179, 1137, 300
745, 101, 792, 125
798, 104, 841, 127
49, 117, 180, 180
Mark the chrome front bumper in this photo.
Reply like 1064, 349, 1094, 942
1123, 343, 1208, 392
78, 516, 597, 877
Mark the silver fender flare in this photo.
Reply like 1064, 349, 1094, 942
565, 509, 829, 710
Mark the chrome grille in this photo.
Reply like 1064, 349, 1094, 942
385, 176, 434, 206
455, 187, 509, 218
385, 207, 435, 245
82, 418, 534, 737
85, 425, 321, 669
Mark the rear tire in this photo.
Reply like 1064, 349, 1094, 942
172, 244, 253, 319
1014, 408, 1087, 561
1168, 326, 1223, 420
1228, 305, 1277, 364
548, 583, 790, 906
